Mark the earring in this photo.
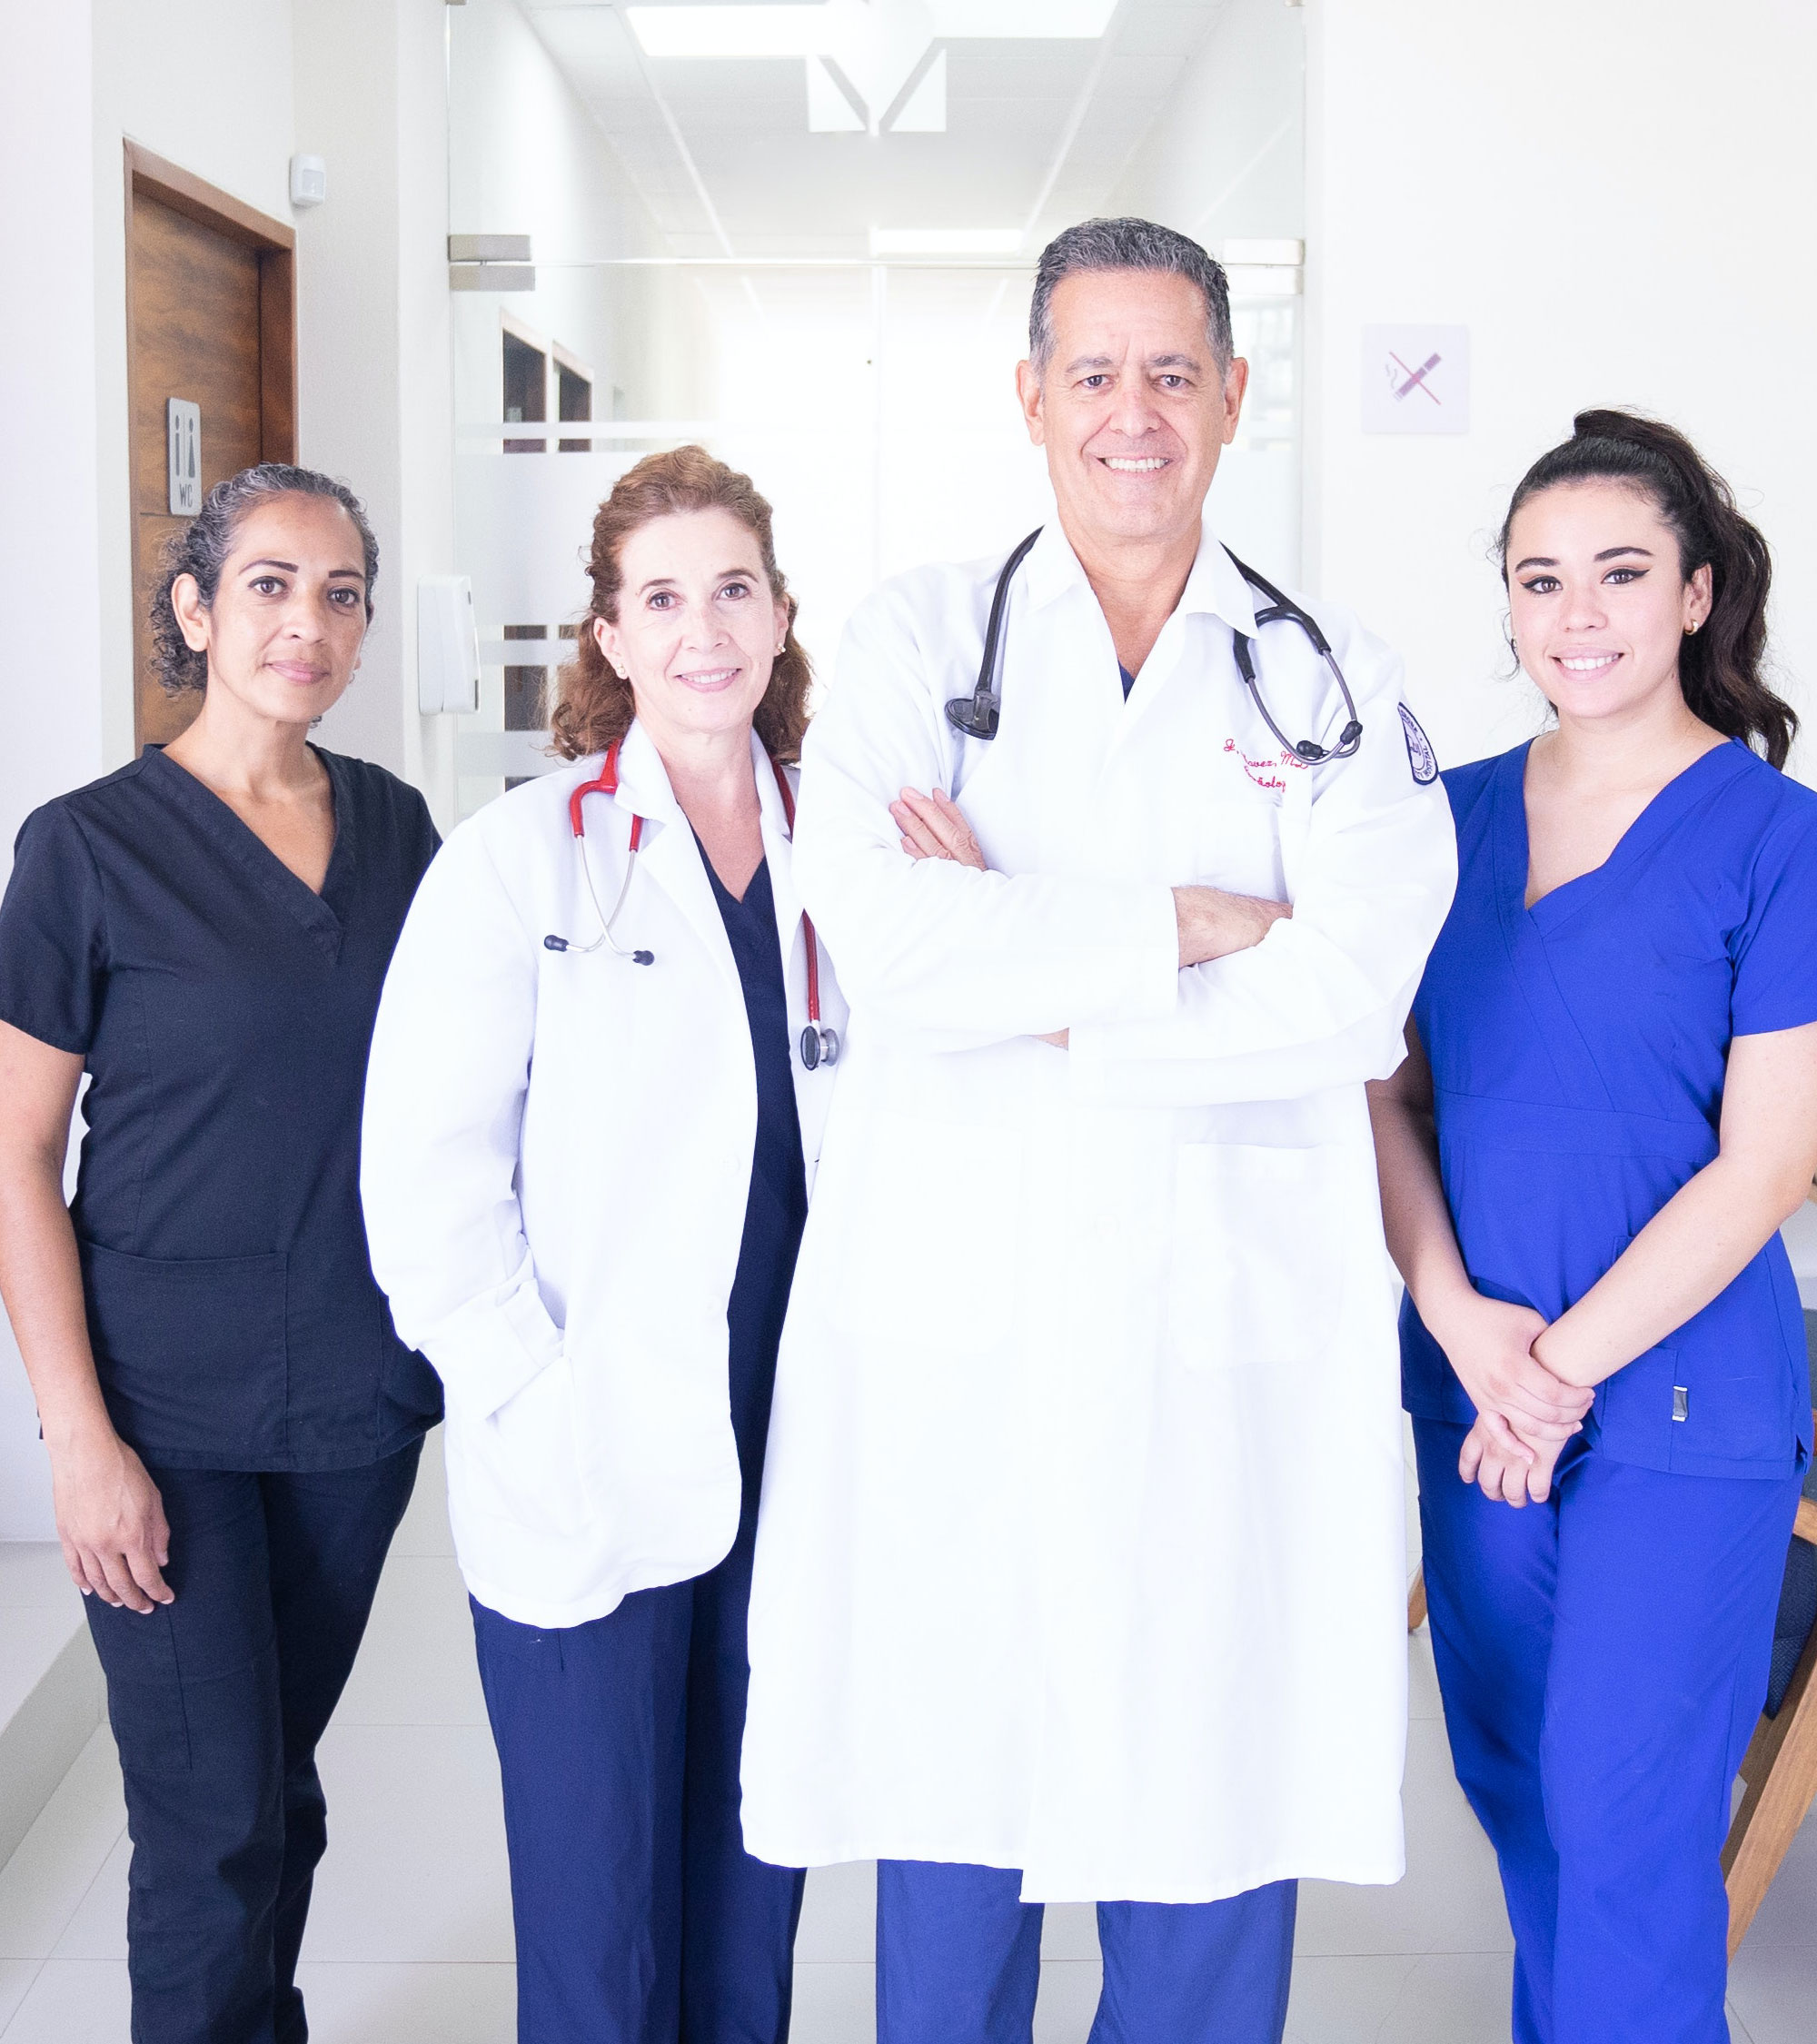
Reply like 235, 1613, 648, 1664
1686, 621, 1701, 636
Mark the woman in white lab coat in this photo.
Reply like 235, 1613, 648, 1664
360, 447, 843, 2044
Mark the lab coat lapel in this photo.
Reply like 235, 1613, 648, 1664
614, 721, 740, 997
1106, 529, 1259, 758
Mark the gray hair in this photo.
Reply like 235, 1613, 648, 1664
148, 462, 379, 695
1028, 217, 1233, 379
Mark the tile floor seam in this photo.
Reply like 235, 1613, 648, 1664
0, 1958, 46, 2041
42, 1809, 130, 1963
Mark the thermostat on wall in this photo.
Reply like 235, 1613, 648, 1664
290, 154, 328, 208
418, 577, 482, 716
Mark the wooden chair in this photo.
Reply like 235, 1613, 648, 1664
1722, 1430, 1817, 1953
1405, 1425, 1817, 1959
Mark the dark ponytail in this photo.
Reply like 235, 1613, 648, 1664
1496, 409, 1793, 769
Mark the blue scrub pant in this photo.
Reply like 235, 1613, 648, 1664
875, 1860, 1297, 2044
82, 1442, 422, 2044
472, 1509, 804, 2044
1414, 1419, 1802, 2044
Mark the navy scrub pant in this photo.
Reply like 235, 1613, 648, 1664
1414, 1418, 1803, 2044
82, 1441, 422, 2044
472, 1503, 804, 2044
875, 1860, 1297, 2044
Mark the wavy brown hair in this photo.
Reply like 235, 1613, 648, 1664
551, 445, 812, 763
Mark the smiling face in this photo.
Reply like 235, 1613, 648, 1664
1016, 268, 1246, 561
595, 507, 789, 752
171, 493, 370, 725
1506, 480, 1713, 733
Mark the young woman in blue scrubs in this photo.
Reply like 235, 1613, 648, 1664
1370, 412, 1817, 2044
361, 449, 841, 2044
0, 466, 441, 2044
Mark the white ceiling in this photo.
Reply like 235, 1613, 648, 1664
521, 0, 1230, 259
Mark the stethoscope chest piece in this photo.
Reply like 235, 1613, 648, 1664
799, 1023, 840, 1071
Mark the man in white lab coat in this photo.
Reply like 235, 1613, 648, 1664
740, 218, 1457, 2043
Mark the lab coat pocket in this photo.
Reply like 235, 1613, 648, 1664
452, 1353, 594, 1539
829, 1109, 1023, 1351
1167, 1142, 1340, 1371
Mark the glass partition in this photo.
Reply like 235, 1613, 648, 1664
448, 258, 1300, 820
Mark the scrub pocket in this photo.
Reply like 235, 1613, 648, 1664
80, 1240, 288, 1464
1167, 1142, 1340, 1372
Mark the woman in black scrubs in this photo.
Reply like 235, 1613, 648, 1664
0, 464, 442, 2044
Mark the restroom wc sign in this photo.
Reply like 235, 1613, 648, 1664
167, 398, 202, 514
1361, 326, 1469, 434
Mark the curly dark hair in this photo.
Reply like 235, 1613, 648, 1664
1498, 410, 1794, 768
148, 463, 379, 695
551, 445, 812, 764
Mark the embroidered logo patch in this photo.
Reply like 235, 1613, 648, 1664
1224, 738, 1308, 793
1398, 704, 1439, 786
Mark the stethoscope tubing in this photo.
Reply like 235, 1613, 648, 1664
944, 530, 1363, 766
544, 740, 838, 1069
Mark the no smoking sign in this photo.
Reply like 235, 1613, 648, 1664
1361, 324, 1470, 435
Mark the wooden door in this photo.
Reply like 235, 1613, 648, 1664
124, 145, 296, 750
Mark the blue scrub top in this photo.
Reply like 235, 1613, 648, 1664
1405, 739, 1817, 1479
0, 745, 443, 1472
700, 852, 809, 1495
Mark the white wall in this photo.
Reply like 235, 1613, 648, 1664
297, 0, 459, 819
1304, 0, 1817, 777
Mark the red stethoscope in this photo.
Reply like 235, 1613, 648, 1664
542, 740, 839, 1071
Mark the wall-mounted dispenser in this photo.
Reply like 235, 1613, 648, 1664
417, 577, 482, 716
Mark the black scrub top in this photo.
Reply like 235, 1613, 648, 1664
0, 745, 444, 1472
700, 853, 809, 1500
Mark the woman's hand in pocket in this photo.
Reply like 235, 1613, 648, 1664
50, 1424, 173, 1612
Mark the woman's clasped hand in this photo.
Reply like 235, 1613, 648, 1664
1429, 1293, 1593, 1504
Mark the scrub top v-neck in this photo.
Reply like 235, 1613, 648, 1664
699, 850, 809, 1496
0, 744, 443, 1471
1404, 738, 1817, 1478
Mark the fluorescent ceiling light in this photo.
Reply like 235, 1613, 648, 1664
627, 2, 1116, 60
628, 6, 820, 59
934, 1, 1117, 32
869, 227, 1023, 255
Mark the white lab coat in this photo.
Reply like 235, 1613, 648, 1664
360, 725, 843, 1630
740, 521, 1456, 1902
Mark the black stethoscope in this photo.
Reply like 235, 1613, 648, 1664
944, 528, 1364, 764
543, 741, 840, 1071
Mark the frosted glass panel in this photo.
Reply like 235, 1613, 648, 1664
447, 265, 1300, 819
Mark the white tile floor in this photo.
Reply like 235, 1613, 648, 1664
0, 1434, 1810, 2041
